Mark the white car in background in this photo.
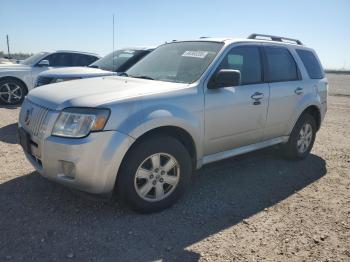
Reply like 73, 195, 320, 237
35, 47, 155, 87
0, 51, 100, 105
0, 58, 15, 65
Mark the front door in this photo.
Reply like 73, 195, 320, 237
204, 44, 269, 155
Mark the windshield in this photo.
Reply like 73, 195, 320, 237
90, 49, 144, 72
21, 52, 49, 65
126, 41, 223, 83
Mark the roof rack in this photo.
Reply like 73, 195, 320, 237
247, 33, 303, 45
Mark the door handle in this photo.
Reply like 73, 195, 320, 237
251, 92, 264, 100
294, 87, 303, 95
251, 92, 264, 105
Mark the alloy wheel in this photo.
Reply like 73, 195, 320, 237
0, 82, 23, 104
134, 152, 180, 202
297, 123, 313, 153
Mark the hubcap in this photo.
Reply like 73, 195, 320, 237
297, 123, 313, 153
0, 82, 23, 104
134, 153, 180, 202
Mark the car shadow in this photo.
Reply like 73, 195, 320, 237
0, 123, 18, 144
0, 148, 326, 261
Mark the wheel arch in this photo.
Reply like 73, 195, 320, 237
123, 125, 197, 170
302, 105, 321, 131
291, 104, 321, 133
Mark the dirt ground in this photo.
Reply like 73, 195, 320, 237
0, 74, 349, 262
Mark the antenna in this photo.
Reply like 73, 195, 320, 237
112, 14, 115, 71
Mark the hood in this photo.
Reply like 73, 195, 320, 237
39, 66, 115, 78
28, 76, 189, 110
0, 63, 31, 71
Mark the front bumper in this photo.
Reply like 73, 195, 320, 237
23, 130, 134, 194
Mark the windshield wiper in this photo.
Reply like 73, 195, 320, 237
88, 65, 99, 68
129, 75, 154, 80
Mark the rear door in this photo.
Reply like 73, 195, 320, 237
262, 45, 308, 140
204, 44, 269, 155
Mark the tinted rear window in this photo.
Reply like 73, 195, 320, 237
72, 54, 98, 66
296, 49, 324, 79
265, 46, 299, 82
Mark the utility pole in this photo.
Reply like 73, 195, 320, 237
112, 14, 115, 70
6, 35, 11, 58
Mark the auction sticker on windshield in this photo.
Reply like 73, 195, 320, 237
182, 51, 208, 58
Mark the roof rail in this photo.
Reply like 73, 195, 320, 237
247, 33, 303, 45
55, 50, 100, 56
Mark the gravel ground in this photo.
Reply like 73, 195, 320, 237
0, 74, 349, 261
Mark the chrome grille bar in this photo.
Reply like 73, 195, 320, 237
19, 99, 50, 137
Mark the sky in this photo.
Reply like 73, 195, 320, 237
0, 0, 349, 69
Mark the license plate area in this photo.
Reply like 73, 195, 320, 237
18, 127, 32, 154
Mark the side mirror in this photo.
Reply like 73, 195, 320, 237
37, 60, 49, 67
208, 69, 241, 89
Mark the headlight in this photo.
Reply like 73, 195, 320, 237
52, 108, 110, 138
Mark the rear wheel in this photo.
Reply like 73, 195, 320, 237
282, 113, 317, 159
117, 135, 192, 213
0, 78, 27, 105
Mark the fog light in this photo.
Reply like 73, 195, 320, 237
60, 160, 76, 179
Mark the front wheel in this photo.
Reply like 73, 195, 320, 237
282, 113, 317, 160
0, 78, 27, 105
117, 135, 192, 213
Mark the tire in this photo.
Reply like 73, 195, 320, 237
282, 113, 317, 160
117, 135, 192, 213
0, 78, 27, 105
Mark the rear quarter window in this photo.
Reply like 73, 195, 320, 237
296, 49, 324, 79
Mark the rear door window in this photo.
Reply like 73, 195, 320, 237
72, 54, 98, 66
264, 46, 299, 82
296, 49, 324, 79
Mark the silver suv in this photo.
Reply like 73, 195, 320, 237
18, 34, 328, 213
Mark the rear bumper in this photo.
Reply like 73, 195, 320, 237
24, 130, 134, 194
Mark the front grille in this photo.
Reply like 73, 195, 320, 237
19, 99, 50, 137
35, 76, 54, 87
